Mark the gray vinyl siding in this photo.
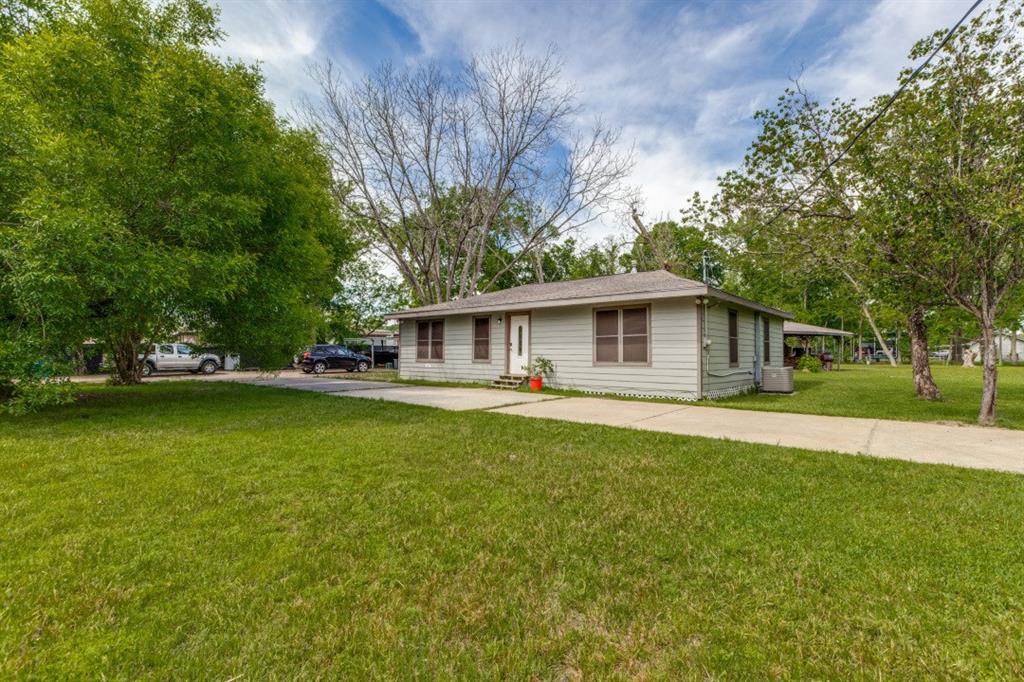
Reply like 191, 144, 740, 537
531, 299, 700, 399
702, 305, 785, 396
703, 304, 756, 397
399, 314, 503, 382
765, 316, 783, 367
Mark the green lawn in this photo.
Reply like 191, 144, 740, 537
2, 382, 1023, 678
713, 364, 1024, 429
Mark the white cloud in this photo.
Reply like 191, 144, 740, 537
208, 0, 977, 240
805, 0, 968, 103
209, 0, 354, 118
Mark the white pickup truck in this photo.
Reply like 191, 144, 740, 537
140, 343, 220, 376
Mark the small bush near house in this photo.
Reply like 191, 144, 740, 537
797, 355, 822, 372
529, 356, 555, 378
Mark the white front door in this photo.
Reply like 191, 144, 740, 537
508, 314, 530, 375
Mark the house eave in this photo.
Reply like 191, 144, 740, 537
386, 285, 794, 320
705, 287, 794, 319
385, 287, 709, 319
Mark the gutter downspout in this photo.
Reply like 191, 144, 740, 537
754, 312, 763, 388
697, 298, 705, 399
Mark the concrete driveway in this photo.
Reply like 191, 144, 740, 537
334, 385, 558, 410
235, 373, 558, 411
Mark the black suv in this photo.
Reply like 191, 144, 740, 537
299, 345, 372, 374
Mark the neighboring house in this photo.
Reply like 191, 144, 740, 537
967, 330, 1024, 363
343, 327, 399, 348
386, 270, 792, 399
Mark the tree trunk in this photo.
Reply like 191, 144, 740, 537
978, 321, 998, 426
109, 335, 146, 385
908, 304, 941, 400
861, 303, 897, 366
950, 328, 962, 364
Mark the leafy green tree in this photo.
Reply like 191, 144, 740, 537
318, 257, 410, 342
623, 218, 724, 284
711, 80, 955, 401
0, 0, 354, 390
0, 0, 56, 41
713, 87, 902, 368
857, 0, 1024, 424
539, 237, 626, 282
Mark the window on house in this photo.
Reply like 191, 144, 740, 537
763, 318, 771, 366
594, 306, 649, 364
622, 308, 648, 363
416, 320, 444, 361
728, 310, 739, 367
594, 309, 619, 363
430, 320, 444, 360
473, 317, 490, 361
416, 323, 429, 360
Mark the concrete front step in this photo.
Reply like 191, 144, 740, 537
491, 375, 527, 389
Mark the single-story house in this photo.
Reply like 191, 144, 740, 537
386, 270, 792, 400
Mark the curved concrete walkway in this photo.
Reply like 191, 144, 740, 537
81, 371, 1023, 474
489, 398, 1024, 475
239, 374, 1023, 474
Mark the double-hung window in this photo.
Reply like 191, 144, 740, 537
594, 306, 649, 364
473, 317, 490, 361
416, 320, 444, 361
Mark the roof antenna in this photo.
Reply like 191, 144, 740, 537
702, 249, 710, 284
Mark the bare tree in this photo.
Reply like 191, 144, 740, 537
308, 46, 633, 304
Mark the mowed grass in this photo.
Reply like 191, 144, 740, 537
715, 363, 1024, 429
2, 383, 1024, 678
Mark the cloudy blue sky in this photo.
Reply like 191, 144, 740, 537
209, 0, 968, 234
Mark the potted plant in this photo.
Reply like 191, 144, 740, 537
528, 356, 553, 391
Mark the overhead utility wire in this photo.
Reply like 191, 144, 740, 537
758, 0, 985, 231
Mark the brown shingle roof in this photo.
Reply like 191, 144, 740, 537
388, 270, 793, 319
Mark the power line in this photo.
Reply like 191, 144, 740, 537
758, 0, 985, 231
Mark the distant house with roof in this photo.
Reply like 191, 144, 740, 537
343, 327, 399, 348
386, 270, 792, 399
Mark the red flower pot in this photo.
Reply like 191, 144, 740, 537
529, 376, 543, 391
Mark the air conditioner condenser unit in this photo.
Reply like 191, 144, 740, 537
761, 367, 794, 393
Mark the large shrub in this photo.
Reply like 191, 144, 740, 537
0, 329, 75, 414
